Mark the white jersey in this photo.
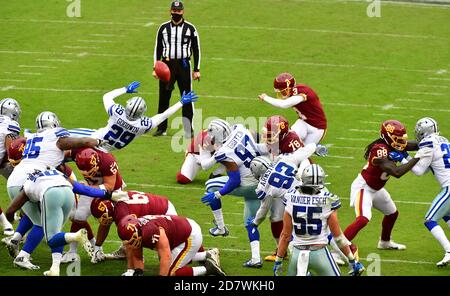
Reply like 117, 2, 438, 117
7, 127, 68, 187
284, 188, 341, 246
92, 104, 152, 152
214, 124, 264, 182
23, 169, 71, 203
414, 134, 450, 187
256, 143, 316, 200
0, 115, 20, 161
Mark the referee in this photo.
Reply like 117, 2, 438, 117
152, 1, 201, 138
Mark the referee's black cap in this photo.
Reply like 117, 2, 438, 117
170, 1, 184, 10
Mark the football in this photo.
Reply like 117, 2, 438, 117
154, 61, 171, 82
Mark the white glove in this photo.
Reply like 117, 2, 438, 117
414, 147, 433, 159
91, 248, 106, 264
111, 190, 128, 202
122, 269, 135, 276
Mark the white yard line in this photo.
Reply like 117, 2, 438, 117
372, 113, 416, 118
395, 98, 433, 103
361, 120, 380, 124
1, 86, 14, 91
18, 65, 57, 69
63, 46, 100, 49
77, 39, 114, 43
336, 137, 372, 142
349, 129, 377, 133
327, 155, 355, 159
35, 58, 72, 63
328, 146, 362, 150
408, 91, 445, 96
3, 72, 42, 76
428, 77, 450, 81
0, 79, 26, 82
415, 84, 449, 89
88, 33, 122, 37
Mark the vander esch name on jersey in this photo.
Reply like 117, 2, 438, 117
116, 118, 139, 133
291, 195, 327, 205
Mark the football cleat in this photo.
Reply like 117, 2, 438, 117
436, 252, 450, 267
205, 257, 226, 276
76, 229, 94, 257
43, 267, 60, 276
206, 248, 221, 266
242, 259, 263, 268
91, 248, 106, 264
377, 240, 406, 250
13, 256, 40, 270
104, 245, 127, 260
2, 237, 20, 258
61, 252, 80, 264
209, 226, 229, 237
3, 228, 14, 236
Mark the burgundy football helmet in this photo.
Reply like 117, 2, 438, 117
117, 215, 142, 248
274, 72, 296, 98
380, 120, 408, 151
90, 198, 114, 226
75, 148, 100, 178
262, 115, 289, 145
8, 137, 26, 167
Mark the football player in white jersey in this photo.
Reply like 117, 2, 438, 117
4, 111, 102, 269
273, 164, 365, 276
0, 98, 21, 236
92, 81, 198, 152
5, 169, 96, 276
244, 144, 317, 267
391, 117, 450, 267
200, 119, 269, 237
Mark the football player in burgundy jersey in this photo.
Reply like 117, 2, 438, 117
343, 120, 432, 258
62, 147, 125, 264
262, 115, 304, 156
117, 214, 226, 276
258, 73, 327, 145
176, 129, 223, 184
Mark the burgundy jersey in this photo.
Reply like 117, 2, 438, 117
139, 215, 192, 250
360, 143, 392, 190
268, 130, 303, 156
290, 84, 327, 130
71, 148, 123, 190
114, 191, 169, 223
187, 130, 213, 154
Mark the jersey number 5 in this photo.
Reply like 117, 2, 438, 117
441, 143, 450, 169
23, 137, 43, 159
292, 205, 322, 236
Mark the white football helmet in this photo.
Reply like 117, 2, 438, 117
415, 117, 439, 141
36, 111, 61, 132
297, 164, 326, 192
0, 98, 21, 122
250, 155, 272, 180
207, 119, 232, 147
125, 97, 147, 120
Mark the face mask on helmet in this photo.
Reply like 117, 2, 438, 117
118, 215, 142, 249
250, 156, 273, 180
414, 117, 439, 142
125, 97, 147, 120
76, 149, 100, 179
262, 115, 289, 145
207, 119, 232, 148
273, 73, 296, 99
0, 98, 21, 122
380, 120, 408, 151
35, 111, 61, 132
297, 164, 326, 194
91, 199, 114, 226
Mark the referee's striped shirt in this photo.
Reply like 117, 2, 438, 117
154, 20, 201, 72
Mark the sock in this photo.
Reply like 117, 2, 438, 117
0, 212, 12, 229
64, 232, 81, 243
250, 241, 261, 262
443, 216, 450, 228
51, 245, 64, 254
192, 266, 207, 276
381, 211, 399, 241
48, 232, 67, 248
22, 225, 44, 254
16, 215, 33, 236
271, 221, 283, 240
90, 238, 96, 246
344, 216, 369, 241
94, 245, 102, 252
174, 266, 194, 276
192, 251, 207, 262
426, 221, 450, 252
50, 252, 62, 272
212, 209, 225, 230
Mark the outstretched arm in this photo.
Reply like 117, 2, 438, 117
103, 82, 140, 114
56, 136, 100, 151
259, 94, 305, 109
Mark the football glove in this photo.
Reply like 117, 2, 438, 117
315, 144, 328, 157
180, 90, 199, 105
126, 81, 140, 93
348, 260, 365, 276
388, 151, 409, 162
201, 192, 220, 206
273, 257, 283, 276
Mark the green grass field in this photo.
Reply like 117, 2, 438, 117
0, 0, 449, 276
